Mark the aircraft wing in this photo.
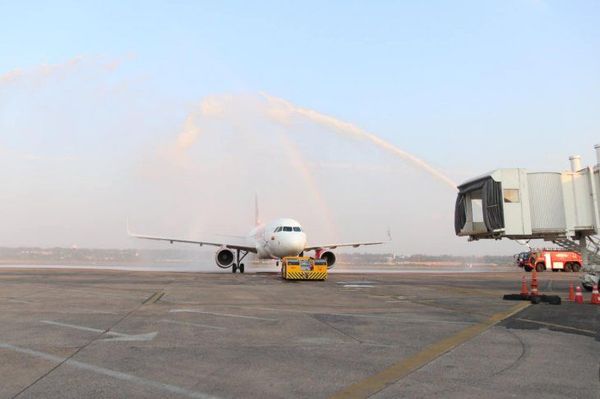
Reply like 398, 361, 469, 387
304, 241, 386, 251
128, 226, 257, 253
304, 230, 391, 252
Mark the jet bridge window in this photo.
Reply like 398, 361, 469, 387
283, 226, 293, 232
503, 189, 520, 203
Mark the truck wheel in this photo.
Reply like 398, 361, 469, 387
524, 266, 533, 272
564, 263, 573, 272
535, 263, 545, 272
572, 263, 581, 272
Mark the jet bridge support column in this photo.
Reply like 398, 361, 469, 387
580, 237, 590, 267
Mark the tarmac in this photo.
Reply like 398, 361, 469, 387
0, 267, 598, 399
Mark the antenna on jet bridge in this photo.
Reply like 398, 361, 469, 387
255, 193, 261, 226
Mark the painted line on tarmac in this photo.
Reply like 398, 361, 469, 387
337, 281, 377, 285
41, 320, 110, 335
329, 302, 531, 399
515, 318, 597, 335
8, 298, 32, 304
169, 309, 277, 321
0, 342, 219, 399
41, 320, 157, 341
159, 319, 228, 331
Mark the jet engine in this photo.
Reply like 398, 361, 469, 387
215, 248, 234, 268
316, 250, 336, 269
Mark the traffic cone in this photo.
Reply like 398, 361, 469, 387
530, 270, 539, 297
568, 283, 575, 302
574, 286, 584, 304
520, 276, 529, 298
591, 285, 600, 305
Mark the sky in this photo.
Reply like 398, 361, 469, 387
0, 1, 599, 255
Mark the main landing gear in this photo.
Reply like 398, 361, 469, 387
231, 249, 249, 274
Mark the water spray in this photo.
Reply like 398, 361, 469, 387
261, 93, 457, 190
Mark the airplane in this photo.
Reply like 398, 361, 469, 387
128, 199, 389, 273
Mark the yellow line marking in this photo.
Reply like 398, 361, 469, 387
515, 318, 596, 335
329, 302, 530, 399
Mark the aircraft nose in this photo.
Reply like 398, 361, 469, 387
280, 233, 306, 255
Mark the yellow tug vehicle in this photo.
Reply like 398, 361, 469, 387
281, 256, 328, 281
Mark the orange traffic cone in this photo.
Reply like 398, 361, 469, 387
568, 283, 575, 302
574, 286, 584, 304
591, 285, 600, 305
530, 270, 539, 297
520, 276, 529, 298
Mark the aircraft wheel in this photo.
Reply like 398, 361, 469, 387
239, 263, 245, 273
232, 264, 238, 273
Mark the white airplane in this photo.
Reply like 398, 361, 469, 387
128, 200, 388, 273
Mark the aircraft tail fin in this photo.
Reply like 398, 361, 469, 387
255, 194, 261, 226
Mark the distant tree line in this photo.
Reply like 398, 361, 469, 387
0, 247, 515, 265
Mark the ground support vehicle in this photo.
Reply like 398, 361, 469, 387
515, 251, 532, 268
281, 257, 327, 280
524, 250, 582, 272
582, 266, 599, 291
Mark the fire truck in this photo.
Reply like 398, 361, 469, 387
524, 249, 583, 272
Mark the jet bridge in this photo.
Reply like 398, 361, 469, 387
455, 145, 600, 265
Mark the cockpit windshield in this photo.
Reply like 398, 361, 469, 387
275, 226, 303, 232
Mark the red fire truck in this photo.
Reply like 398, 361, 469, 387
524, 249, 583, 272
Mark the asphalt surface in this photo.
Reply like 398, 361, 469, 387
0, 267, 598, 399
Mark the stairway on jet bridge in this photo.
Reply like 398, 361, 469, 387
553, 236, 600, 266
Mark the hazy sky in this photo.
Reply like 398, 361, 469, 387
1, 1, 599, 255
